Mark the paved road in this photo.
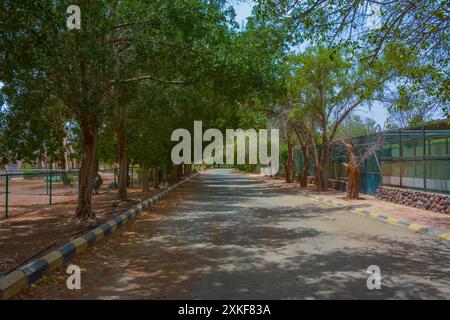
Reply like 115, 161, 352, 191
25, 169, 450, 299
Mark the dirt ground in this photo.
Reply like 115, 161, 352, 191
0, 175, 166, 276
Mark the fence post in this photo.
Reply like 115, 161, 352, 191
423, 126, 427, 190
5, 174, 9, 219
399, 129, 403, 187
49, 172, 52, 205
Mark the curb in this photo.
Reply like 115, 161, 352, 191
0, 172, 199, 300
300, 192, 450, 243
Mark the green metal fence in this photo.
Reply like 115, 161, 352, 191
293, 120, 450, 196
380, 123, 450, 194
0, 166, 143, 219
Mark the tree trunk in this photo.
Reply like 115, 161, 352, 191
116, 127, 127, 201
300, 143, 308, 188
160, 165, 168, 186
142, 162, 150, 193
319, 139, 331, 191
74, 123, 98, 219
92, 158, 99, 177
177, 164, 183, 180
285, 140, 293, 183
152, 167, 160, 189
169, 165, 176, 184
343, 141, 361, 200
308, 138, 322, 191
346, 163, 360, 199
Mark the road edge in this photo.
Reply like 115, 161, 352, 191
300, 191, 450, 243
242, 172, 450, 244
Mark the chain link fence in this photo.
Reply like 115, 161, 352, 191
0, 167, 142, 219
294, 120, 450, 195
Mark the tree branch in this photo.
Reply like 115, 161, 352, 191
109, 75, 193, 85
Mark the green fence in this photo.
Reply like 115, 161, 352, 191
380, 123, 450, 194
293, 120, 450, 196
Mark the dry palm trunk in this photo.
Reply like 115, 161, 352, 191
342, 141, 360, 199
345, 162, 360, 199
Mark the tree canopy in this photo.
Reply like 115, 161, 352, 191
0, 0, 284, 218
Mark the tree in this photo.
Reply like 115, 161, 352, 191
0, 0, 261, 219
0, 93, 69, 171
341, 135, 383, 199
291, 105, 322, 189
255, 0, 449, 116
290, 46, 366, 189
1, 1, 134, 218
288, 44, 413, 190
126, 83, 179, 192
384, 73, 449, 127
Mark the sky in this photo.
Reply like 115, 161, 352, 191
233, 1, 255, 28
231, 1, 390, 126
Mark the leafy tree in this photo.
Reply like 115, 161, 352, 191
288, 44, 415, 190
255, 0, 449, 116
1, 0, 136, 218
0, 93, 69, 169
334, 114, 379, 140
1, 0, 273, 218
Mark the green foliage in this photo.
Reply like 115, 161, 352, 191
0, 0, 281, 166
334, 115, 378, 140
254, 0, 449, 117
236, 163, 260, 173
